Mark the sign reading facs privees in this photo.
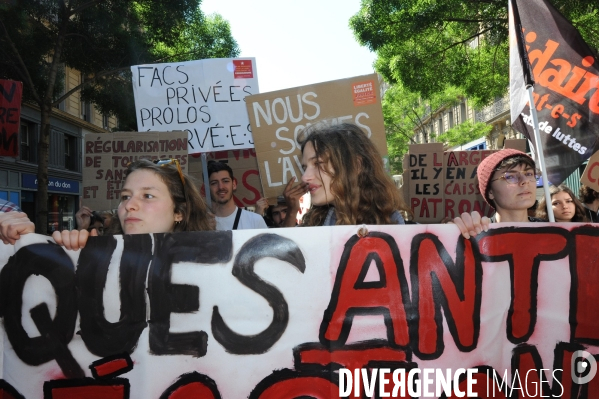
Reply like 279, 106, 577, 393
131, 58, 259, 153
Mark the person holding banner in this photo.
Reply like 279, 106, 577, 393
452, 149, 544, 238
0, 212, 35, 245
53, 159, 213, 249
536, 185, 588, 222
283, 123, 410, 226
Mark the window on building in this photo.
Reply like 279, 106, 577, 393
438, 117, 443, 135
448, 111, 454, 128
460, 102, 467, 123
81, 74, 92, 123
20, 121, 37, 163
103, 114, 110, 130
64, 135, 78, 171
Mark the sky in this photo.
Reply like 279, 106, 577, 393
199, 0, 378, 94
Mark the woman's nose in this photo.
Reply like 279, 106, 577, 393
125, 197, 139, 210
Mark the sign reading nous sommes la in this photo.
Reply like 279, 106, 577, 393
1, 224, 598, 398
131, 58, 259, 153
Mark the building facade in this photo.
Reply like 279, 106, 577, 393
0, 67, 117, 233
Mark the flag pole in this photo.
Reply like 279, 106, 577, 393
526, 86, 555, 222
201, 153, 212, 209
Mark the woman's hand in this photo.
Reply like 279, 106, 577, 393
0, 212, 35, 245
52, 228, 98, 251
255, 198, 269, 216
282, 177, 308, 227
75, 206, 94, 230
451, 211, 490, 239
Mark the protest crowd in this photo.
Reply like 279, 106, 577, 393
2, 0, 599, 395
2, 122, 598, 248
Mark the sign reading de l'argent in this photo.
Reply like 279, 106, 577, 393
21, 173, 79, 194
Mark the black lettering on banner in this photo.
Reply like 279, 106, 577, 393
77, 235, 152, 356
212, 234, 306, 354
0, 243, 79, 376
148, 231, 233, 356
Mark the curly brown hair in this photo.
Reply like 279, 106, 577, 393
536, 184, 588, 222
579, 184, 599, 205
108, 159, 213, 234
298, 123, 411, 226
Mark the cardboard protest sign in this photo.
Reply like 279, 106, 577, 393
0, 79, 23, 157
1, 223, 597, 398
246, 74, 387, 199
187, 149, 263, 208
131, 58, 258, 153
580, 150, 599, 192
403, 140, 527, 223
82, 131, 188, 210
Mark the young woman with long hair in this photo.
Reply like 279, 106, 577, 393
283, 123, 411, 226
53, 158, 213, 249
536, 184, 588, 222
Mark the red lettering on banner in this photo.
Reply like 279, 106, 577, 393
296, 343, 407, 370
44, 380, 128, 399
444, 369, 508, 399
477, 229, 569, 343
511, 345, 552, 398
252, 374, 340, 399
320, 233, 411, 348
571, 227, 599, 343
411, 235, 480, 358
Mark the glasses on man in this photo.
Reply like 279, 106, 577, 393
153, 158, 185, 186
491, 170, 540, 185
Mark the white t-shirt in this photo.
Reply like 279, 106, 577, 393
215, 207, 268, 230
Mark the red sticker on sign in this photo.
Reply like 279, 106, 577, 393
352, 80, 376, 106
233, 60, 254, 79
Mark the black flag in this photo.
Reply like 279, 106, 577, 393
509, 0, 599, 184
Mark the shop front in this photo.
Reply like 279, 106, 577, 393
21, 173, 80, 234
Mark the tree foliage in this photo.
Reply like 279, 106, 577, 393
351, 0, 599, 108
437, 120, 492, 148
0, 0, 239, 232
383, 84, 464, 173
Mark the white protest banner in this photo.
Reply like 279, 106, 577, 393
131, 58, 258, 153
82, 131, 188, 211
246, 74, 387, 199
1, 224, 597, 398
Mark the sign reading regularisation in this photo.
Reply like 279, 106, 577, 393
0, 223, 597, 398
131, 58, 259, 153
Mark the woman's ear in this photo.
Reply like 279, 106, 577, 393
174, 212, 183, 222
488, 189, 495, 201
